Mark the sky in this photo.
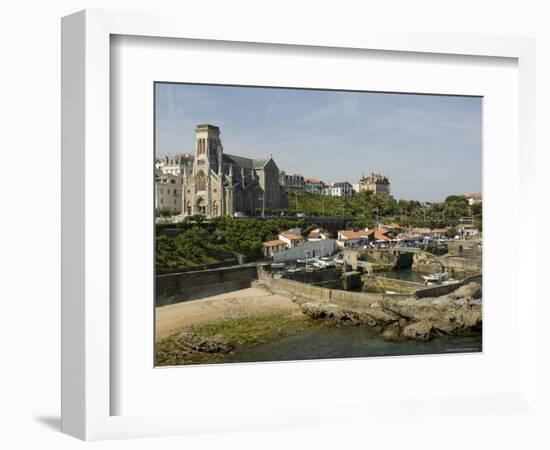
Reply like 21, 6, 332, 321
155, 83, 482, 202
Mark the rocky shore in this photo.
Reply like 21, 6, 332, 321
299, 281, 482, 342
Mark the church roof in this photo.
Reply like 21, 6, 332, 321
223, 153, 270, 169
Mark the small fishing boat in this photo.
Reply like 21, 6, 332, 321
421, 272, 450, 283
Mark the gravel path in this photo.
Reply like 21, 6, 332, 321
155, 287, 301, 341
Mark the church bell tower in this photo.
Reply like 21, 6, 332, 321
194, 124, 223, 175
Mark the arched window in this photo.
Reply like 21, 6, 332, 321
196, 170, 207, 191
213, 201, 218, 216
197, 138, 205, 155
186, 201, 192, 216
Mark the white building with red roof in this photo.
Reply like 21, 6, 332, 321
262, 239, 287, 258
464, 193, 482, 205
337, 229, 374, 249
278, 229, 305, 248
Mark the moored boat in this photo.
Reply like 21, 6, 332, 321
421, 272, 450, 284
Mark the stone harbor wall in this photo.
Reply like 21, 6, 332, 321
414, 274, 482, 298
156, 265, 260, 306
437, 256, 482, 278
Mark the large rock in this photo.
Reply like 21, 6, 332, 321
178, 331, 233, 353
449, 282, 482, 299
301, 301, 401, 328
381, 291, 482, 335
412, 251, 443, 273
402, 321, 435, 341
381, 322, 403, 341
363, 302, 400, 325
301, 302, 362, 324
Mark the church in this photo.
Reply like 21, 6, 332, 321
169, 124, 287, 218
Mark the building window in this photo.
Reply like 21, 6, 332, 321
173, 189, 177, 196
186, 201, 192, 215
160, 199, 163, 204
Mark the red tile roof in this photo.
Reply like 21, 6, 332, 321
338, 229, 373, 240
304, 177, 324, 184
279, 231, 303, 241
374, 230, 391, 241
263, 239, 286, 247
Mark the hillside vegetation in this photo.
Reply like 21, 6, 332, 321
156, 217, 304, 273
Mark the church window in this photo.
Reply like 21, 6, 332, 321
196, 170, 207, 191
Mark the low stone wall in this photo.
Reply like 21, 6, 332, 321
268, 277, 409, 308
414, 274, 482, 299
270, 277, 332, 302
156, 265, 259, 306
282, 267, 341, 284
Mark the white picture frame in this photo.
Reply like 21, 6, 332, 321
61, 9, 538, 441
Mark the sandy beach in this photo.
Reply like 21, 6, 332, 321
155, 287, 300, 341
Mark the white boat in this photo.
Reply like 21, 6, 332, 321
421, 272, 450, 283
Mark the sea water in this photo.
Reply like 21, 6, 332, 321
233, 325, 482, 363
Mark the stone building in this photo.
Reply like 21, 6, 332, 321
282, 173, 305, 193
357, 173, 391, 196
174, 124, 286, 218
155, 170, 182, 214
156, 153, 194, 176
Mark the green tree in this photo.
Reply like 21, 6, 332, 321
446, 227, 457, 238
158, 207, 172, 218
